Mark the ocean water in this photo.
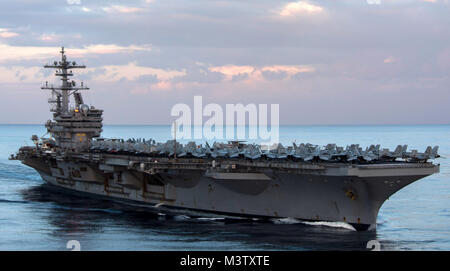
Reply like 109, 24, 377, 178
0, 124, 449, 251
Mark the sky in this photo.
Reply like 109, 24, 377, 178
0, 0, 449, 125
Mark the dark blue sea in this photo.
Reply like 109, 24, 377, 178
0, 124, 449, 250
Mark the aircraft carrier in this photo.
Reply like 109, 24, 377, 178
10, 48, 440, 231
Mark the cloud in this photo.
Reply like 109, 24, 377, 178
232, 73, 249, 82
209, 65, 255, 80
261, 65, 315, 75
67, 0, 81, 5
279, 1, 323, 17
261, 70, 288, 80
0, 28, 19, 38
81, 7, 92, 12
173, 66, 225, 84
0, 61, 185, 87
136, 74, 159, 84
383, 56, 396, 64
87, 62, 185, 82
39, 33, 60, 42
0, 43, 152, 63
130, 80, 173, 95
0, 66, 51, 84
208, 65, 314, 81
102, 5, 143, 14
73, 44, 151, 55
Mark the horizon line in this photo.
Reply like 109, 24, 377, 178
1, 123, 449, 126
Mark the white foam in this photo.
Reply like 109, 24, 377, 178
271, 217, 302, 224
271, 217, 357, 231
301, 221, 357, 231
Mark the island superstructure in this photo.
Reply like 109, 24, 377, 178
11, 48, 440, 231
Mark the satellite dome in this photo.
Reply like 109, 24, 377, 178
80, 104, 89, 115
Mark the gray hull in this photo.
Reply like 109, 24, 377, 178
25, 155, 438, 231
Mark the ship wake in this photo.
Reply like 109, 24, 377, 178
272, 217, 357, 231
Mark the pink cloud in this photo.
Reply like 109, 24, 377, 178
383, 56, 396, 64
102, 5, 143, 14
279, 1, 323, 17
0, 29, 19, 38
0, 43, 152, 63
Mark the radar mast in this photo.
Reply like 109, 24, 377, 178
42, 46, 89, 114
42, 47, 103, 150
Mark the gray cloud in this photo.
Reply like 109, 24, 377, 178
173, 66, 225, 84
136, 74, 159, 84
261, 70, 288, 81
232, 73, 249, 82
